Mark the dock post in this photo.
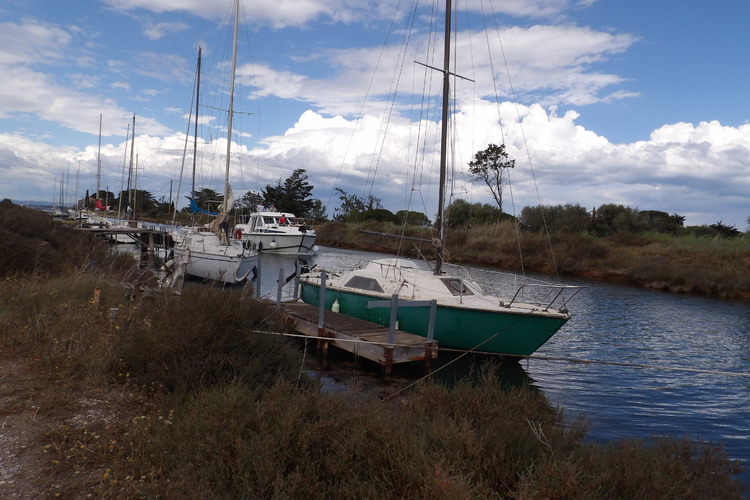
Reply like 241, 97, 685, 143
276, 268, 285, 307
317, 271, 327, 328
426, 300, 437, 342
317, 271, 329, 361
148, 231, 155, 252
384, 346, 393, 377
423, 341, 435, 372
388, 294, 398, 344
255, 255, 262, 299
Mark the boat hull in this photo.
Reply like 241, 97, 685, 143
241, 232, 318, 255
173, 232, 256, 284
299, 283, 569, 356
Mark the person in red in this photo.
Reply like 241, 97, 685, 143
278, 214, 288, 225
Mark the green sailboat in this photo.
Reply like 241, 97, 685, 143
298, 1, 581, 356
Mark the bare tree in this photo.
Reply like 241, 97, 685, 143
468, 143, 515, 212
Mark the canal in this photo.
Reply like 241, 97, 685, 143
256, 245, 750, 484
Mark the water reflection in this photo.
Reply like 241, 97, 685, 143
265, 246, 750, 484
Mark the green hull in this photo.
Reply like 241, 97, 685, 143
300, 283, 568, 356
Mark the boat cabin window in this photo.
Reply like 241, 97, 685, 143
440, 278, 473, 296
343, 276, 384, 293
263, 217, 276, 224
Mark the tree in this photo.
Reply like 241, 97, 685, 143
444, 199, 505, 228
521, 204, 591, 233
236, 190, 263, 211
187, 188, 222, 213
332, 187, 383, 221
395, 210, 431, 227
468, 143, 515, 212
709, 221, 741, 238
262, 169, 315, 216
308, 199, 328, 222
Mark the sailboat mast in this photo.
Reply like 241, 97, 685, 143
127, 114, 136, 218
434, 0, 452, 275
192, 47, 201, 199
96, 114, 102, 200
223, 0, 240, 216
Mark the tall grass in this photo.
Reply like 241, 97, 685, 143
2, 272, 744, 498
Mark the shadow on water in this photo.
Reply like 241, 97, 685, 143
298, 337, 538, 399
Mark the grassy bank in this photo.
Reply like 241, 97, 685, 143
315, 220, 750, 301
0, 202, 746, 497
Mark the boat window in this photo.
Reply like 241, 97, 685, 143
263, 217, 275, 224
344, 276, 384, 293
440, 278, 473, 296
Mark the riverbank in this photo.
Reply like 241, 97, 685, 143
314, 220, 750, 302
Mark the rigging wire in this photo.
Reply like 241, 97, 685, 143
323, 0, 417, 217
485, 0, 562, 281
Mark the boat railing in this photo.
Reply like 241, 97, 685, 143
442, 262, 583, 312
504, 282, 583, 312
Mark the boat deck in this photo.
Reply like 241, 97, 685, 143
280, 302, 437, 373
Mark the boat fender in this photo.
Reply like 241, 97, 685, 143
332, 299, 340, 313
233, 228, 243, 240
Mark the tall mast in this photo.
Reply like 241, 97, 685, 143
118, 120, 130, 217
128, 114, 136, 218
434, 0, 452, 275
192, 47, 201, 199
222, 0, 239, 217
96, 114, 102, 199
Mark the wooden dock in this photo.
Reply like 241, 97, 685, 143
77, 226, 174, 251
280, 302, 437, 374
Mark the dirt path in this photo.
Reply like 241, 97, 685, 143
0, 359, 52, 498
0, 357, 129, 498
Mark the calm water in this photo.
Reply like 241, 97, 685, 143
255, 246, 750, 486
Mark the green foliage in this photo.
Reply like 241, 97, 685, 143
348, 208, 397, 223
396, 209, 431, 226
333, 187, 383, 222
308, 198, 328, 222
639, 210, 685, 234
113, 287, 303, 394
445, 198, 506, 228
710, 220, 742, 238
262, 168, 315, 217
0, 201, 111, 278
468, 143, 515, 211
236, 189, 263, 211
521, 203, 591, 233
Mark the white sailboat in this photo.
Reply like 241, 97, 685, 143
233, 209, 318, 255
172, 0, 257, 285
298, 0, 582, 356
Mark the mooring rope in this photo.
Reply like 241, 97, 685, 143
251, 329, 750, 379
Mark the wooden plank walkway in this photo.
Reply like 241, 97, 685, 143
280, 302, 437, 373
77, 226, 174, 251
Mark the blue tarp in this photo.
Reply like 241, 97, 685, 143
190, 199, 218, 216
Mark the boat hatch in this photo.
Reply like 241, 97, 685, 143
343, 276, 385, 293
440, 278, 474, 296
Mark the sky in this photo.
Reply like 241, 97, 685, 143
1, 0, 749, 229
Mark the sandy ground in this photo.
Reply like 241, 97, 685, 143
0, 358, 125, 498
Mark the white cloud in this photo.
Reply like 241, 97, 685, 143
143, 21, 189, 40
